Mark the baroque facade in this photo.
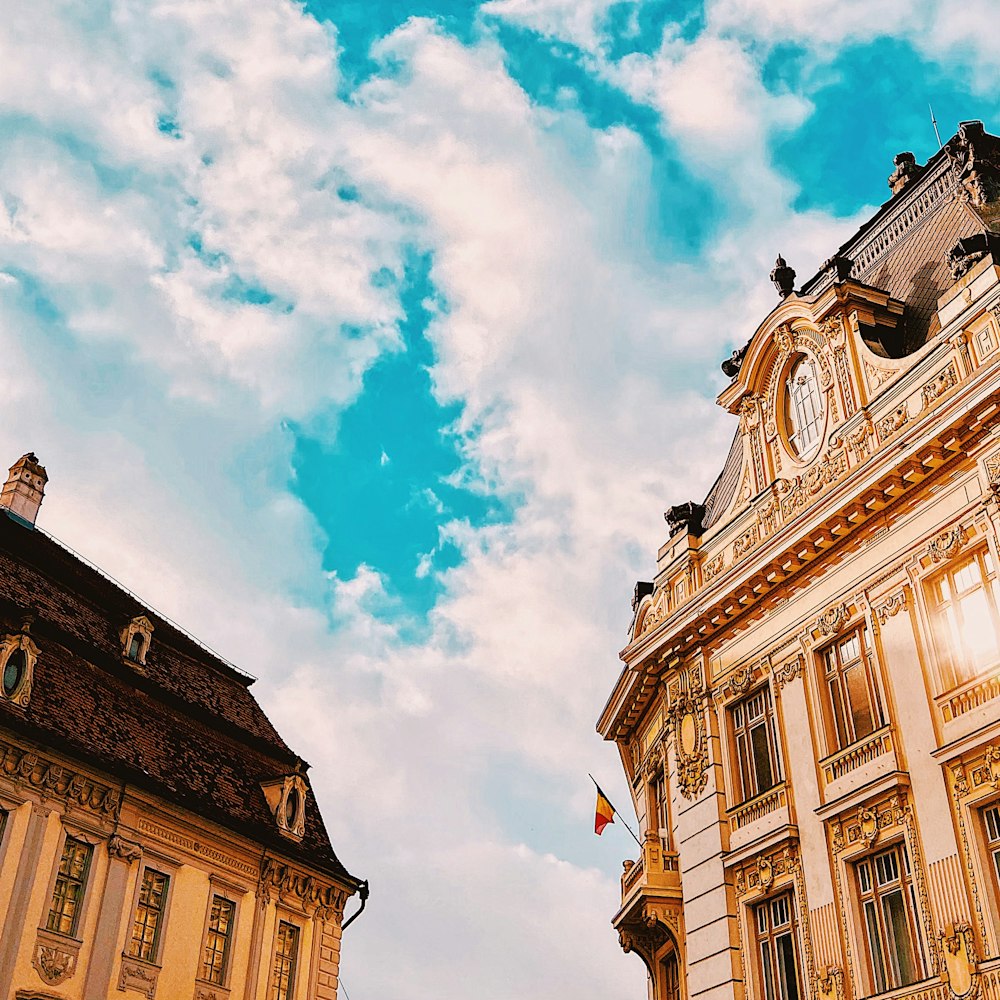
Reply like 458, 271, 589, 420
0, 453, 366, 1000
597, 120, 1000, 1000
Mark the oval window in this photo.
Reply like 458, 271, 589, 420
3, 649, 26, 697
784, 355, 824, 458
284, 787, 300, 827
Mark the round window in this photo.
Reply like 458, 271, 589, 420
3, 649, 26, 697
783, 355, 825, 458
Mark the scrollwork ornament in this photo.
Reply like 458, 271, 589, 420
929, 526, 968, 563
773, 657, 802, 689
33, 943, 76, 986
817, 603, 850, 636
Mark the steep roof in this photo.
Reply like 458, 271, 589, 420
0, 510, 359, 887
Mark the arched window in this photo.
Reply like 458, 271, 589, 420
785, 356, 824, 457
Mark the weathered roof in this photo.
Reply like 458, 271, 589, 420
0, 511, 359, 887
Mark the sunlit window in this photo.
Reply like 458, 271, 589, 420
785, 356, 824, 457
822, 627, 885, 750
129, 868, 169, 962
928, 549, 1000, 687
47, 837, 92, 937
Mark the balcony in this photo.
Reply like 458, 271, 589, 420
937, 670, 1000, 745
618, 833, 682, 915
727, 783, 790, 852
820, 726, 896, 802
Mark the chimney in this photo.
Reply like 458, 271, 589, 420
0, 453, 48, 527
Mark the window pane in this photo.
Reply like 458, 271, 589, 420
776, 932, 800, 1000
750, 721, 774, 793
958, 589, 998, 669
760, 940, 776, 1000
129, 869, 168, 961
864, 901, 888, 994
844, 663, 876, 741
881, 889, 919, 987
202, 895, 235, 984
47, 838, 91, 937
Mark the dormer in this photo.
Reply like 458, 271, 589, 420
261, 773, 308, 842
120, 615, 154, 669
1, 621, 39, 708
714, 279, 908, 524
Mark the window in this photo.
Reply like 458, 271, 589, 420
983, 805, 1000, 888
270, 921, 300, 1000
127, 633, 145, 662
651, 773, 669, 850
785, 356, 824, 457
822, 627, 884, 750
128, 868, 169, 962
856, 845, 925, 992
201, 895, 236, 985
754, 893, 801, 1000
46, 837, 92, 936
929, 549, 1000, 686
731, 688, 781, 803
2, 648, 26, 697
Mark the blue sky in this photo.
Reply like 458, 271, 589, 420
1, 1, 998, 997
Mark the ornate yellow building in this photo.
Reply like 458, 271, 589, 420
0, 452, 366, 1000
598, 121, 1000, 1000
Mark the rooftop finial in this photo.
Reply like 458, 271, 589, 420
769, 254, 796, 299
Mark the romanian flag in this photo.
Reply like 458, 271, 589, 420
595, 786, 616, 835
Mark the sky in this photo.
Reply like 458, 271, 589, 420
1, 1, 999, 997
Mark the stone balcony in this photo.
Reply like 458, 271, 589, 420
614, 832, 683, 943
819, 725, 897, 803
727, 783, 791, 853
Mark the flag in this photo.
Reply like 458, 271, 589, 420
595, 787, 615, 835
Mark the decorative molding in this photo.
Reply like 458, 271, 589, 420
921, 362, 960, 410
928, 525, 968, 563
259, 857, 349, 922
0, 628, 38, 708
670, 668, 710, 802
194, 985, 231, 1000
939, 923, 979, 999
260, 773, 308, 842
865, 359, 894, 392
120, 615, 154, 670
703, 553, 725, 584
875, 589, 908, 624
773, 656, 802, 689
816, 603, 850, 636
878, 405, 909, 441
135, 819, 254, 877
733, 523, 760, 561
108, 836, 143, 865
31, 933, 79, 987
0, 737, 120, 821
118, 958, 158, 998
636, 588, 669, 639
984, 452, 1000, 498
726, 664, 756, 698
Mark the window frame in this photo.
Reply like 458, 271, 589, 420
818, 625, 886, 753
752, 891, 803, 1000
783, 354, 825, 460
121, 854, 179, 970
127, 866, 171, 964
269, 918, 302, 1000
853, 843, 926, 994
729, 685, 783, 805
44, 834, 94, 939
196, 880, 245, 989
926, 546, 1000, 690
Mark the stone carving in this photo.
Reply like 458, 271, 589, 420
878, 405, 909, 441
0, 738, 120, 821
939, 924, 979, 999
817, 966, 844, 1000
928, 525, 968, 563
722, 344, 747, 379
703, 553, 725, 584
817, 603, 850, 636
636, 588, 668, 639
0, 631, 38, 708
921, 362, 960, 409
757, 497, 780, 537
888, 152, 925, 196
846, 419, 873, 462
32, 942, 76, 986
732, 524, 759, 560
773, 657, 802, 689
865, 360, 894, 392
875, 590, 908, 624
857, 804, 880, 848
108, 836, 143, 864
947, 232, 1000, 281
727, 665, 755, 698
734, 845, 799, 898
118, 959, 158, 998
195, 989, 229, 1000
671, 672, 709, 802
259, 857, 349, 921
945, 119, 1000, 215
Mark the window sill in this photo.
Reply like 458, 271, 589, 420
194, 978, 231, 1000
118, 954, 161, 999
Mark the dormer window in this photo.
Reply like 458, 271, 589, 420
0, 632, 37, 707
261, 774, 308, 842
784, 355, 824, 458
120, 616, 154, 669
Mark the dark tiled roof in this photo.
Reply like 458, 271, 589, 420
0, 512, 358, 886
701, 430, 743, 530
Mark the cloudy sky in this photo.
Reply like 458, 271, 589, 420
2, 1, 999, 996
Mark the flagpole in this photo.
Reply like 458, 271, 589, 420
589, 773, 643, 849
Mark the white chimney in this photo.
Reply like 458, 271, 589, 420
0, 453, 48, 527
